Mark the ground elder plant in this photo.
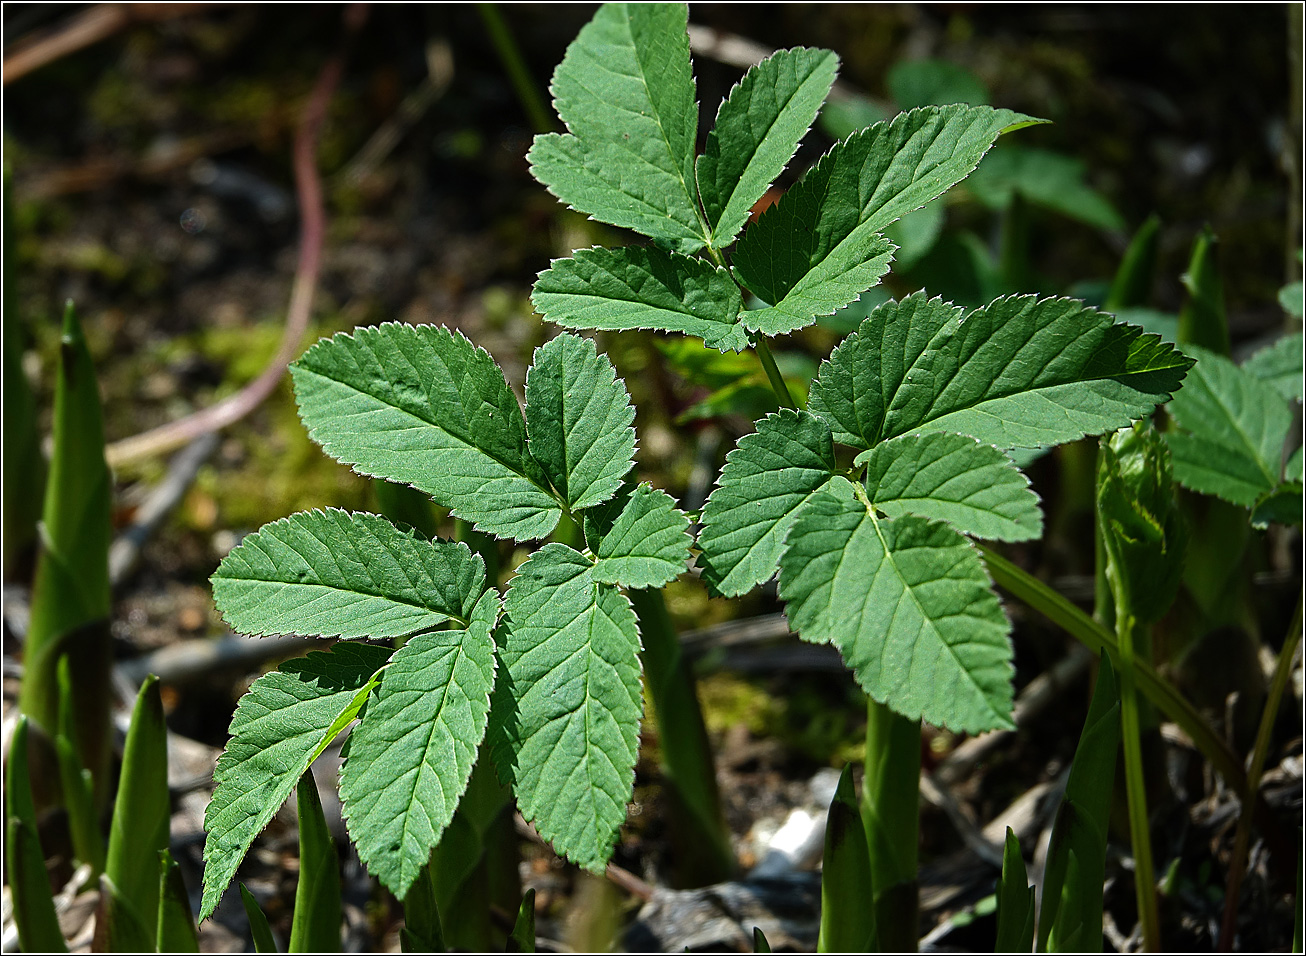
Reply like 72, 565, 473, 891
527, 2, 1192, 733
202, 327, 693, 916
202, 0, 1198, 934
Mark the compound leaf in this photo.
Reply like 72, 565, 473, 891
778, 492, 1014, 733
1242, 331, 1303, 403
201, 642, 393, 920
1164, 346, 1294, 508
734, 105, 1039, 332
529, 3, 706, 251
808, 293, 1193, 450
697, 47, 840, 250
590, 483, 692, 589
525, 332, 636, 511
212, 509, 485, 639
532, 246, 748, 352
496, 544, 643, 872
292, 323, 560, 541
857, 432, 1042, 542
697, 409, 842, 597
340, 590, 499, 898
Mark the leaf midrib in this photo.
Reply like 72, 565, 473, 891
862, 506, 1005, 725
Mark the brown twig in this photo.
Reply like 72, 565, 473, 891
104, 5, 368, 468
3, 4, 220, 85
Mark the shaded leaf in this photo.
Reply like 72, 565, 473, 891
817, 765, 875, 952
1164, 347, 1293, 508
1242, 331, 1303, 403
289, 771, 343, 953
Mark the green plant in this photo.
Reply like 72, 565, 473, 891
526, 2, 1192, 946
201, 326, 695, 929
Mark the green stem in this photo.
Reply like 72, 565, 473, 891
1219, 596, 1303, 949
861, 699, 920, 952
628, 588, 734, 886
976, 543, 1248, 796
1115, 607, 1161, 951
751, 335, 796, 410
477, 4, 556, 136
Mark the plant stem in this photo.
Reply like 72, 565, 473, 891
750, 334, 796, 410
628, 588, 735, 886
976, 543, 1250, 797
1218, 596, 1303, 949
477, 4, 556, 136
1115, 607, 1161, 951
861, 699, 920, 952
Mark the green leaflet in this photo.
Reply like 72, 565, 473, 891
495, 544, 643, 872
340, 590, 499, 898
201, 642, 393, 919
856, 432, 1042, 542
529, 3, 706, 251
532, 246, 748, 353
525, 332, 636, 510
734, 105, 1040, 333
588, 483, 692, 589
808, 292, 1193, 450
292, 323, 560, 541
697, 409, 843, 597
778, 491, 1014, 733
211, 509, 485, 639
1164, 347, 1293, 509
1242, 331, 1303, 403
697, 47, 840, 250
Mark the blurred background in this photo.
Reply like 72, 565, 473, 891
3, 3, 1301, 950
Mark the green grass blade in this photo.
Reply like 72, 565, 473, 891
105, 674, 170, 950
19, 302, 113, 790
5, 716, 69, 953
995, 827, 1034, 953
289, 771, 342, 953
1177, 224, 1231, 356
506, 889, 537, 952
240, 883, 279, 954
157, 850, 200, 953
401, 861, 446, 952
1037, 655, 1120, 952
862, 701, 920, 951
628, 587, 734, 886
753, 927, 772, 953
95, 874, 153, 953
1104, 214, 1161, 311
56, 655, 105, 876
817, 764, 875, 952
